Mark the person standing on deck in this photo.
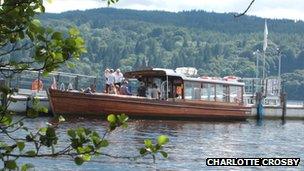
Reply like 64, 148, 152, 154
114, 69, 124, 87
107, 69, 115, 93
104, 68, 110, 93
109, 84, 118, 95
137, 82, 147, 97
151, 83, 160, 99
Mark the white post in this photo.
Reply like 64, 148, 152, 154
262, 51, 266, 80
278, 48, 281, 96
254, 50, 260, 79
166, 75, 169, 100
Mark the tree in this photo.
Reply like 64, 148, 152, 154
0, 0, 168, 170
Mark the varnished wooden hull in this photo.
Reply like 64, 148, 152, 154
48, 89, 249, 121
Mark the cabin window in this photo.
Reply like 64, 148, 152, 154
201, 83, 209, 100
223, 85, 230, 102
230, 86, 237, 103
201, 83, 215, 101
236, 86, 243, 103
128, 79, 140, 95
184, 82, 201, 100
230, 85, 243, 103
200, 83, 211, 101
184, 82, 192, 100
216, 84, 224, 102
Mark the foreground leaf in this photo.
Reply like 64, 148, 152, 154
157, 135, 169, 146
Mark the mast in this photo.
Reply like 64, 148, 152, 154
262, 19, 268, 93
277, 48, 281, 95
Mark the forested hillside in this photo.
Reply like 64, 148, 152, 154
10, 8, 304, 100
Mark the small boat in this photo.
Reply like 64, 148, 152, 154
48, 68, 250, 120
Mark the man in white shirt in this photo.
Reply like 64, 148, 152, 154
104, 68, 110, 93
114, 69, 124, 87
151, 83, 160, 99
107, 69, 115, 92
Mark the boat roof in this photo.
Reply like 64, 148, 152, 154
124, 68, 244, 86
124, 68, 183, 78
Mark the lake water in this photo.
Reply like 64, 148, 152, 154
8, 117, 304, 170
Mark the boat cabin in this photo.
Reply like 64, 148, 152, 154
124, 68, 245, 104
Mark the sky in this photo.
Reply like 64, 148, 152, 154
44, 0, 304, 21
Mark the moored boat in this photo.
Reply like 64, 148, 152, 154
48, 68, 250, 120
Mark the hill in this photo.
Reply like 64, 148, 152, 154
18, 8, 304, 99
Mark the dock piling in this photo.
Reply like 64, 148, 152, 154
256, 91, 264, 120
280, 92, 287, 120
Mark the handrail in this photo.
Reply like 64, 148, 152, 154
0, 67, 97, 79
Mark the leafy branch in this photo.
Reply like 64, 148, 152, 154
1, 113, 169, 170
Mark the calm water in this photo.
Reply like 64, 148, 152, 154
8, 117, 304, 170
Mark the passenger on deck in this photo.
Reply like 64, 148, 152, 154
115, 85, 121, 95
106, 69, 115, 93
137, 82, 147, 97
82, 84, 96, 94
67, 83, 73, 91
151, 83, 160, 99
90, 84, 96, 93
114, 69, 124, 87
104, 68, 110, 93
109, 84, 118, 95
120, 81, 132, 95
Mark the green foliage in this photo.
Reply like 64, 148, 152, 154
39, 127, 58, 148
1, 1, 90, 170
21, 163, 34, 171
16, 141, 25, 151
66, 114, 125, 165
26, 97, 48, 118
4, 160, 17, 170
139, 135, 169, 163
107, 114, 128, 131
282, 70, 304, 100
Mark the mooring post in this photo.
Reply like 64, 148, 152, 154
256, 90, 264, 120
280, 92, 287, 120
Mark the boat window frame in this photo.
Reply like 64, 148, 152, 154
188, 80, 244, 104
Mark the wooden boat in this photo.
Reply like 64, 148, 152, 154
48, 68, 250, 120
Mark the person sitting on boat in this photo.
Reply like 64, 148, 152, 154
120, 80, 132, 95
104, 68, 110, 93
67, 83, 73, 91
90, 84, 96, 93
114, 69, 124, 87
137, 82, 147, 97
83, 84, 96, 94
151, 83, 160, 99
59, 82, 65, 91
83, 87, 92, 94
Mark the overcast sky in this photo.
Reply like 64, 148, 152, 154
45, 0, 304, 21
